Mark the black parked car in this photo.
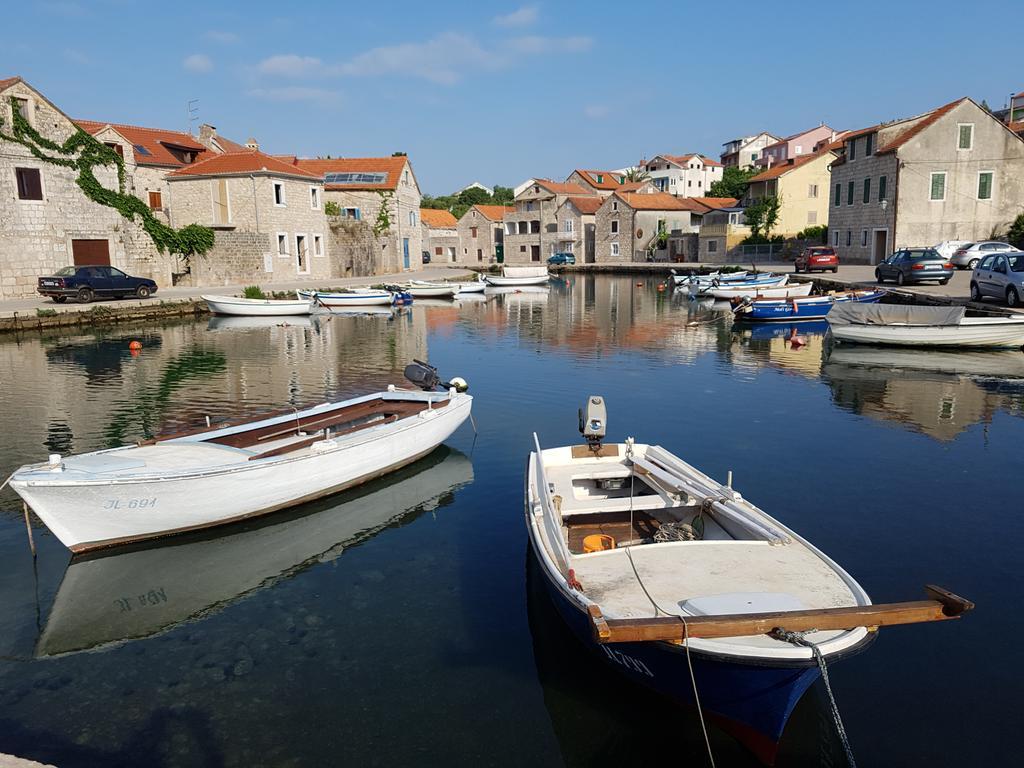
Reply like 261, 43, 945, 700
37, 265, 158, 303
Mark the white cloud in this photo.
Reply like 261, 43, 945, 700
505, 35, 592, 54
493, 5, 538, 28
205, 31, 239, 44
258, 54, 323, 77
248, 86, 341, 105
336, 33, 496, 85
584, 104, 610, 119
182, 54, 213, 73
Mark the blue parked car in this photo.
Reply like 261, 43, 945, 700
37, 265, 158, 303
548, 252, 576, 265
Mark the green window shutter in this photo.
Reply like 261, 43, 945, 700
847, 181, 854, 205
958, 125, 972, 149
863, 178, 871, 203
834, 183, 841, 207
849, 139, 856, 161
930, 173, 945, 200
978, 172, 993, 200
878, 175, 887, 201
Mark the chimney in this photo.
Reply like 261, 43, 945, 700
198, 124, 217, 148
246, 137, 260, 151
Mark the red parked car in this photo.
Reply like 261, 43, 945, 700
794, 246, 839, 273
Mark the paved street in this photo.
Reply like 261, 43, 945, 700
0, 266, 473, 318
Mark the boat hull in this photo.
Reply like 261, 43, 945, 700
737, 290, 885, 322
830, 321, 1024, 348
406, 285, 458, 298
202, 295, 312, 316
484, 274, 551, 286
12, 394, 472, 552
298, 290, 394, 307
527, 537, 820, 765
689, 275, 787, 297
709, 282, 813, 300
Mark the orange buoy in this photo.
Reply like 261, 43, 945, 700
583, 534, 616, 553
128, 340, 143, 350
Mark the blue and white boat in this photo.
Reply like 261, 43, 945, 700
670, 269, 748, 287
297, 288, 408, 308
688, 273, 787, 298
734, 289, 885, 322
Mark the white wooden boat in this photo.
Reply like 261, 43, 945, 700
297, 288, 394, 307
456, 278, 487, 294
828, 304, 1024, 349
485, 266, 552, 286
202, 294, 312, 317
406, 281, 458, 299
10, 364, 472, 553
525, 396, 972, 763
671, 270, 748, 287
36, 448, 473, 657
708, 280, 811, 300
688, 273, 787, 298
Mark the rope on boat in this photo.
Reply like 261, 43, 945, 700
771, 628, 857, 768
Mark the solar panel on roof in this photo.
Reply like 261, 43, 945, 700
324, 172, 387, 185
133, 144, 152, 156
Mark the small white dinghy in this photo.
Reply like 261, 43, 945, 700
297, 288, 394, 307
406, 281, 459, 299
526, 396, 973, 763
456, 278, 487, 295
708, 280, 811, 301
484, 266, 552, 286
9, 362, 471, 553
202, 294, 312, 317
828, 304, 1024, 349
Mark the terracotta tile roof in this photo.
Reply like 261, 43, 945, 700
678, 196, 738, 214
573, 170, 626, 190
167, 150, 321, 179
534, 179, 592, 195
748, 152, 822, 181
659, 153, 722, 168
613, 191, 690, 211
272, 154, 298, 164
420, 208, 458, 228
565, 196, 603, 214
472, 204, 514, 221
76, 119, 208, 168
1014, 91, 1024, 99
618, 181, 649, 192
876, 98, 966, 154
0, 76, 21, 91
211, 134, 251, 153
1009, 120, 1024, 134
293, 156, 409, 190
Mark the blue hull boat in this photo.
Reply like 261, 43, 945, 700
735, 289, 885, 322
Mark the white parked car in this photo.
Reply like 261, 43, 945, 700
932, 240, 972, 261
950, 241, 1020, 270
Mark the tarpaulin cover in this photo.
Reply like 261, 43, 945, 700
828, 303, 965, 326
501, 266, 549, 278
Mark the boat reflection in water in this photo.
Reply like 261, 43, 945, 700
37, 447, 473, 658
525, 553, 848, 768
207, 315, 317, 331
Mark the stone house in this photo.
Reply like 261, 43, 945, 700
698, 207, 751, 262
420, 208, 458, 264
503, 180, 595, 263
555, 196, 602, 262
720, 132, 780, 169
167, 151, 331, 282
827, 97, 1024, 264
743, 148, 837, 237
457, 204, 511, 264
294, 156, 423, 273
756, 124, 838, 168
642, 154, 723, 198
566, 169, 629, 196
594, 191, 694, 263
0, 76, 168, 299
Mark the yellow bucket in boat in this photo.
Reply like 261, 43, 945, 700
583, 534, 615, 553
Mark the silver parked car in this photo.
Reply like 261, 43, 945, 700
932, 240, 972, 261
875, 248, 954, 286
970, 251, 1024, 307
950, 241, 1020, 270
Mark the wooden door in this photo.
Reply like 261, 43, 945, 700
71, 239, 110, 266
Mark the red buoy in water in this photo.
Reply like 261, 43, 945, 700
128, 340, 143, 350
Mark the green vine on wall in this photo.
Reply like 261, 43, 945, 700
373, 190, 394, 237
0, 97, 214, 262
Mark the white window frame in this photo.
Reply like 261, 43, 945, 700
295, 233, 309, 274
273, 181, 286, 207
309, 186, 320, 210
610, 242, 620, 257
612, 201, 618, 211
977, 170, 995, 201
313, 234, 324, 257
957, 123, 974, 151
833, 230, 840, 246
564, 219, 574, 233
929, 172, 946, 202
408, 210, 416, 227
276, 232, 289, 257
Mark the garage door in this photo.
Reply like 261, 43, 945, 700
71, 239, 110, 266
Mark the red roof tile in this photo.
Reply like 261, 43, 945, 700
294, 156, 409, 190
677, 197, 739, 214
1009, 120, 1024, 134
420, 208, 458, 228
658, 153, 722, 168
0, 76, 21, 91
573, 170, 626, 190
618, 181, 650, 192
748, 152, 824, 181
564, 196, 603, 214
167, 150, 321, 179
533, 179, 592, 196
211, 134, 251, 153
613, 191, 690, 211
76, 119, 208, 168
876, 98, 966, 154
471, 205, 514, 221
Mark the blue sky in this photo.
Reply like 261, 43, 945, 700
3, 0, 1020, 195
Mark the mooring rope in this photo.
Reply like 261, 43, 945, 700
771, 628, 857, 768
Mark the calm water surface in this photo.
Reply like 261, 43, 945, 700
0, 275, 1020, 767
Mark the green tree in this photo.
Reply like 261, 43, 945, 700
708, 166, 758, 199
392, 151, 407, 156
492, 185, 514, 204
1007, 213, 1024, 249
625, 167, 650, 182
743, 196, 781, 240
457, 187, 491, 207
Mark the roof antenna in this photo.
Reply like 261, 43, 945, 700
187, 99, 199, 136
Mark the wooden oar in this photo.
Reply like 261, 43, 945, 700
588, 585, 973, 644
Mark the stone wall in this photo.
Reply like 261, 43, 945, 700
456, 208, 503, 264
322, 181, 422, 273
327, 216, 381, 277
422, 225, 458, 264
179, 230, 269, 287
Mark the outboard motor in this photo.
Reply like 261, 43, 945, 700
404, 360, 469, 392
578, 395, 607, 452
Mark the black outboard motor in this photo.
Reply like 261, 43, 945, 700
404, 360, 469, 392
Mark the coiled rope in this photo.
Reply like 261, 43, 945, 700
771, 628, 857, 768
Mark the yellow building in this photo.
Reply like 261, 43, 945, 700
744, 148, 837, 237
